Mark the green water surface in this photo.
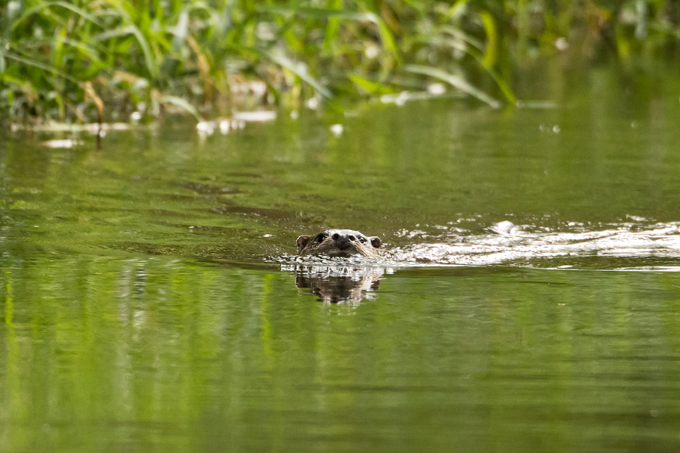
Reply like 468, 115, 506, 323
2, 64, 680, 452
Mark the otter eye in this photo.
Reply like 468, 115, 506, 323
348, 235, 356, 241
332, 233, 339, 240
359, 237, 367, 243
316, 233, 328, 243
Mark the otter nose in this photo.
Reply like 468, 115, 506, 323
334, 234, 351, 250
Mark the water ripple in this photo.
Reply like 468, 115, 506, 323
387, 221, 680, 269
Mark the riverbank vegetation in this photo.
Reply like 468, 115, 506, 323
2, 0, 680, 125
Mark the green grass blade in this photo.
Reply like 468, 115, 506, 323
439, 25, 485, 51
263, 6, 375, 21
404, 64, 501, 108
97, 26, 157, 78
323, 0, 343, 51
480, 11, 498, 68
0, 74, 38, 101
479, 65, 516, 105
439, 0, 469, 24
348, 73, 392, 95
161, 95, 202, 122
263, 7, 399, 59
248, 46, 333, 99
423, 33, 515, 104
4, 52, 79, 83
12, 1, 104, 29
61, 38, 105, 65
172, 11, 189, 51
374, 19, 399, 62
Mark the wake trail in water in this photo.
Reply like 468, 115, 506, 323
387, 221, 680, 269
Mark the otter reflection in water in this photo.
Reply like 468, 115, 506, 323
294, 266, 385, 304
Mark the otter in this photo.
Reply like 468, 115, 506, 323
296, 229, 382, 258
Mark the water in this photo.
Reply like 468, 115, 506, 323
2, 64, 680, 452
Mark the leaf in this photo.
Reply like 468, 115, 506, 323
480, 11, 498, 68
348, 73, 391, 95
439, 0, 469, 24
403, 65, 501, 108
61, 38, 105, 64
0, 74, 39, 100
248, 46, 333, 99
263, 7, 399, 60
97, 26, 157, 78
0, 48, 5, 74
172, 11, 189, 52
3, 52, 78, 83
439, 25, 484, 52
160, 95, 202, 122
12, 1, 104, 29
479, 65, 516, 105
421, 32, 515, 104
263, 6, 376, 21
374, 19, 399, 62
323, 0, 343, 51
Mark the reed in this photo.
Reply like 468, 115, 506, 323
1, 0, 679, 124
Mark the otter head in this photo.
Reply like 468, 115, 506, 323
296, 229, 382, 258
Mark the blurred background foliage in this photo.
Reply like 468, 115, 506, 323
1, 0, 679, 124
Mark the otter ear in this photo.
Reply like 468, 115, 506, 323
296, 235, 311, 252
369, 236, 381, 248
